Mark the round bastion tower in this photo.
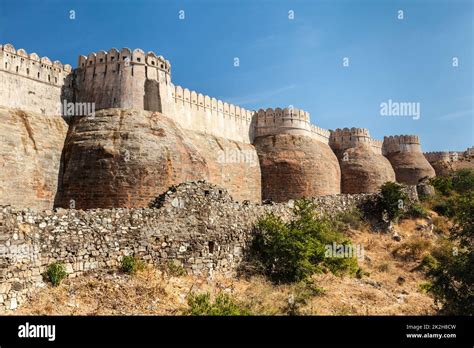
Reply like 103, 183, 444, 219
329, 128, 396, 194
56, 47, 262, 209
75, 48, 173, 114
382, 135, 435, 184
253, 107, 341, 202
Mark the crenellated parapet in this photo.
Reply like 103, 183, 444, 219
74, 47, 172, 112
171, 84, 254, 123
254, 107, 329, 143
382, 135, 421, 155
77, 47, 171, 77
0, 43, 72, 87
423, 151, 453, 163
382, 135, 435, 184
329, 127, 382, 155
0, 43, 74, 115
309, 124, 331, 143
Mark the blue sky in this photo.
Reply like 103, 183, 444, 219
0, 0, 472, 151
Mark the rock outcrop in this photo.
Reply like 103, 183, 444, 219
254, 134, 341, 202
337, 144, 396, 193
383, 135, 435, 185
56, 108, 261, 209
0, 107, 67, 209
329, 128, 395, 193
424, 150, 474, 176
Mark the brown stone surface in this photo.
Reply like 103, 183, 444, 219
254, 134, 341, 202
429, 158, 474, 176
385, 152, 435, 185
182, 130, 261, 203
56, 109, 261, 209
337, 144, 396, 194
0, 107, 67, 209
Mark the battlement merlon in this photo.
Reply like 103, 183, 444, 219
423, 151, 453, 162
77, 48, 171, 75
172, 84, 254, 123
0, 43, 75, 115
73, 47, 173, 112
0, 43, 73, 86
329, 127, 383, 154
382, 135, 423, 155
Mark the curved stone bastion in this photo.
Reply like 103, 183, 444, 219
382, 135, 435, 185
0, 43, 443, 210
253, 107, 340, 202
55, 108, 261, 209
329, 128, 395, 193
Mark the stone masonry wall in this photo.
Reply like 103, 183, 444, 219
0, 44, 73, 115
0, 181, 405, 312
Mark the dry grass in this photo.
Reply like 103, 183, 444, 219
14, 217, 438, 316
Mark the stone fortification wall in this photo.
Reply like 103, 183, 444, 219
254, 133, 341, 202
254, 107, 330, 144
74, 48, 171, 113
424, 149, 474, 176
383, 135, 435, 185
170, 84, 255, 143
2, 180, 400, 312
329, 127, 383, 155
382, 135, 422, 155
329, 128, 395, 194
423, 151, 453, 163
55, 109, 261, 209
0, 44, 73, 115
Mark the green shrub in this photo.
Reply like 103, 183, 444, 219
285, 279, 325, 315
422, 193, 474, 315
431, 216, 450, 235
430, 176, 452, 196
432, 199, 456, 218
46, 262, 67, 286
419, 282, 433, 293
252, 199, 358, 283
452, 169, 474, 193
167, 260, 187, 277
121, 255, 144, 274
451, 191, 474, 248
332, 209, 365, 231
423, 244, 473, 315
379, 182, 408, 222
405, 203, 429, 219
392, 238, 432, 260
186, 292, 251, 316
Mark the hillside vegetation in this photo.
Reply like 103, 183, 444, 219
16, 170, 473, 316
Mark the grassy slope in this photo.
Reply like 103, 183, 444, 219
15, 216, 441, 316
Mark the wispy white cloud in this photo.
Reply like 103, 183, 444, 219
222, 84, 296, 106
438, 109, 473, 120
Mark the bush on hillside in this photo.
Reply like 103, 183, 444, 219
46, 262, 67, 287
378, 182, 408, 222
185, 292, 251, 316
252, 199, 359, 283
423, 191, 474, 315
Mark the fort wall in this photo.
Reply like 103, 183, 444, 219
254, 107, 330, 144
329, 127, 383, 155
170, 84, 255, 143
383, 135, 435, 184
382, 135, 422, 155
2, 180, 399, 312
423, 151, 453, 163
74, 48, 171, 112
0, 44, 73, 115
